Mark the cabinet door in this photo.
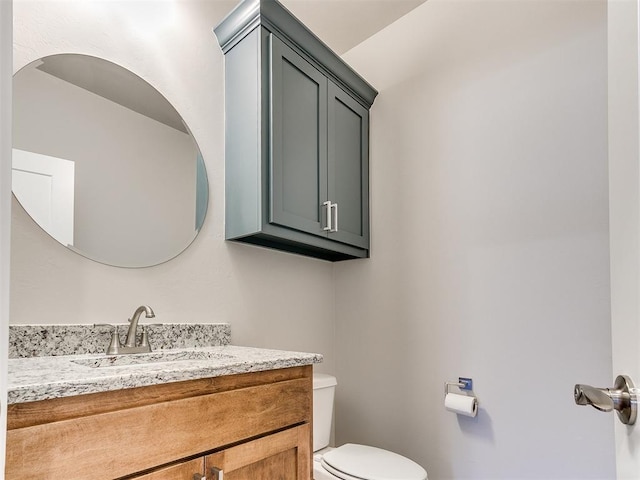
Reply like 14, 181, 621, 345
327, 81, 370, 249
129, 458, 205, 479
204, 424, 311, 480
270, 34, 329, 238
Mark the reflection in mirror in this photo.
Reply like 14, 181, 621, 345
12, 54, 208, 268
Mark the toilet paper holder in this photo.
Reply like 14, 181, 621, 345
445, 377, 473, 397
445, 377, 478, 417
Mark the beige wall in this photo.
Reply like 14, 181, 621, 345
1, 0, 12, 469
10, 0, 335, 374
337, 1, 614, 478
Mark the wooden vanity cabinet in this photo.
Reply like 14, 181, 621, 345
129, 425, 310, 480
128, 458, 205, 480
203, 424, 310, 479
6, 366, 312, 480
215, 0, 377, 262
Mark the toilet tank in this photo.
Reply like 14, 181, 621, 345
313, 373, 337, 452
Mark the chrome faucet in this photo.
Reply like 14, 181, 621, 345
124, 305, 155, 349
99, 305, 155, 355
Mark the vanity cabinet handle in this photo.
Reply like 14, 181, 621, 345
323, 201, 339, 233
209, 467, 223, 480
323, 200, 332, 231
193, 475, 206, 480
331, 202, 338, 232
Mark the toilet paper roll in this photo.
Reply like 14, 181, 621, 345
445, 393, 478, 417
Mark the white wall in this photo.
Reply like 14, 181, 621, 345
0, 0, 11, 471
337, 1, 614, 479
10, 0, 336, 374
607, 0, 640, 477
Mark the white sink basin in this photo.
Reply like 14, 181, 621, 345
71, 350, 234, 368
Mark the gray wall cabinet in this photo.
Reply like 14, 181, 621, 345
215, 0, 377, 261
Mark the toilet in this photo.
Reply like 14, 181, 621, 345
313, 373, 428, 480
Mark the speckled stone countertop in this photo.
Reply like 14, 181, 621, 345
7, 324, 323, 405
8, 345, 323, 404
9, 323, 232, 358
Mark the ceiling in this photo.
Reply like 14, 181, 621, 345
280, 0, 427, 54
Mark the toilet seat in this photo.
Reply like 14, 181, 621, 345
319, 444, 427, 480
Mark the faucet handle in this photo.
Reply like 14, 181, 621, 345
94, 324, 122, 355
140, 326, 150, 349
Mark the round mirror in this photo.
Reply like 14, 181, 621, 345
12, 54, 208, 267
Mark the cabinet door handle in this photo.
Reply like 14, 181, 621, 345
323, 200, 332, 231
209, 467, 224, 480
193, 475, 206, 480
331, 202, 338, 232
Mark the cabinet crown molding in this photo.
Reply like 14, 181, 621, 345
214, 0, 378, 108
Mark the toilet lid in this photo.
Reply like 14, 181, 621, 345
321, 444, 427, 480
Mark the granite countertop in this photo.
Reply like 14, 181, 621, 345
8, 345, 323, 404
7, 324, 323, 405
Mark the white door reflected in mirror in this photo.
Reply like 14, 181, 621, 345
12, 148, 75, 247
